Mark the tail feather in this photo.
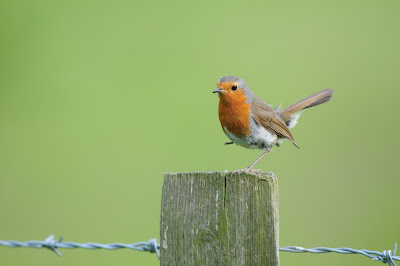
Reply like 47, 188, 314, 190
279, 89, 334, 123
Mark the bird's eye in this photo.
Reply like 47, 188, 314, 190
231, 85, 238, 91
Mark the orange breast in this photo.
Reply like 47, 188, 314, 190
218, 90, 251, 137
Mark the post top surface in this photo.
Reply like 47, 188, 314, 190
164, 170, 277, 182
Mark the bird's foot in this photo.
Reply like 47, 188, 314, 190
224, 141, 234, 145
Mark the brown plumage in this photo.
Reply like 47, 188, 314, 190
279, 89, 334, 123
250, 95, 299, 148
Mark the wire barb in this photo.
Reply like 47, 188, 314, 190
42, 235, 62, 256
372, 243, 397, 266
147, 239, 160, 259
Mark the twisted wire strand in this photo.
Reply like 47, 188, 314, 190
0, 235, 160, 258
0, 235, 398, 265
279, 244, 398, 266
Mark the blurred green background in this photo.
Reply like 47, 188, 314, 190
0, 0, 399, 265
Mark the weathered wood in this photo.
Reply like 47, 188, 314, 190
160, 171, 279, 265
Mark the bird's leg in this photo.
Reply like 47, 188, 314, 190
245, 148, 271, 171
224, 141, 234, 145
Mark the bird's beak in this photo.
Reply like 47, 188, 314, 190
213, 88, 223, 93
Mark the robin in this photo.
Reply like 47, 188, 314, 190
213, 76, 333, 171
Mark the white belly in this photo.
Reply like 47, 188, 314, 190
224, 125, 278, 150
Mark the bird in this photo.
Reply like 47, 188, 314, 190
213, 76, 333, 171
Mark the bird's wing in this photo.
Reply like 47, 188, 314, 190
250, 96, 299, 148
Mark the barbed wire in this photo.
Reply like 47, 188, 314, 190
0, 235, 160, 259
280, 244, 398, 266
0, 235, 398, 265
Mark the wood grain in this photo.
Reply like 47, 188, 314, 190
160, 171, 279, 265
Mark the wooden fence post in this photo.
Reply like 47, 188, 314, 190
160, 171, 279, 265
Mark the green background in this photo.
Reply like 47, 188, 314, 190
1, 1, 399, 265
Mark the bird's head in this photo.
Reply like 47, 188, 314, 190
213, 76, 252, 103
